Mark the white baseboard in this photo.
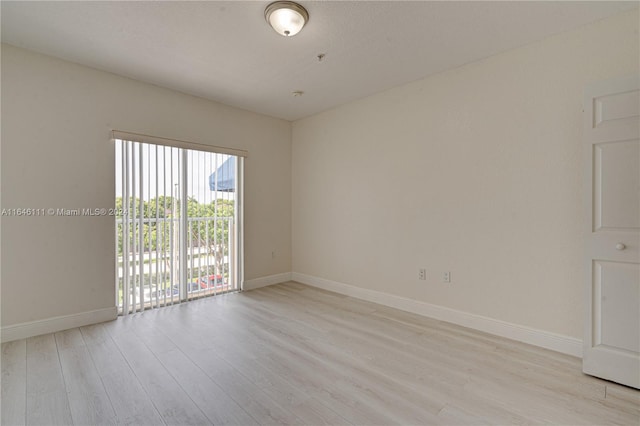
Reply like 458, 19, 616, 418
292, 272, 582, 358
243, 272, 292, 291
1, 307, 118, 343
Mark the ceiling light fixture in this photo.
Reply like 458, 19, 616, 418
265, 1, 309, 37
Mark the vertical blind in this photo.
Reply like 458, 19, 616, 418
114, 132, 244, 315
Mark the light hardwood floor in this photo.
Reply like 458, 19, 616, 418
2, 282, 639, 425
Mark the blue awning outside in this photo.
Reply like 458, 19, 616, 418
209, 156, 235, 192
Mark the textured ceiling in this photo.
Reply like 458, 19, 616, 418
1, 1, 637, 121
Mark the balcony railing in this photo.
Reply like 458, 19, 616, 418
116, 216, 237, 313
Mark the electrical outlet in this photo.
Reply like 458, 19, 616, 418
419, 269, 426, 280
443, 271, 451, 283
271, 250, 276, 259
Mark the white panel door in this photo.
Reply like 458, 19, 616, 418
584, 75, 640, 389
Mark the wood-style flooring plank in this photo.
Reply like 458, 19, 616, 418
1, 339, 27, 426
25, 334, 73, 426
54, 328, 117, 426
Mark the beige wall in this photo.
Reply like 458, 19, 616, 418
292, 10, 639, 339
1, 44, 291, 326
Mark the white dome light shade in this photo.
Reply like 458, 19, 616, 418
265, 1, 309, 37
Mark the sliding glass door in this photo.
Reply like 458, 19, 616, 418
115, 138, 243, 315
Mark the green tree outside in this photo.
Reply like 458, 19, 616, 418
116, 196, 234, 256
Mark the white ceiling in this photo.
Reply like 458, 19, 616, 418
1, 1, 637, 121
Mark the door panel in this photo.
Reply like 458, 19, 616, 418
584, 75, 640, 389
594, 140, 640, 231
593, 260, 640, 353
594, 90, 640, 129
